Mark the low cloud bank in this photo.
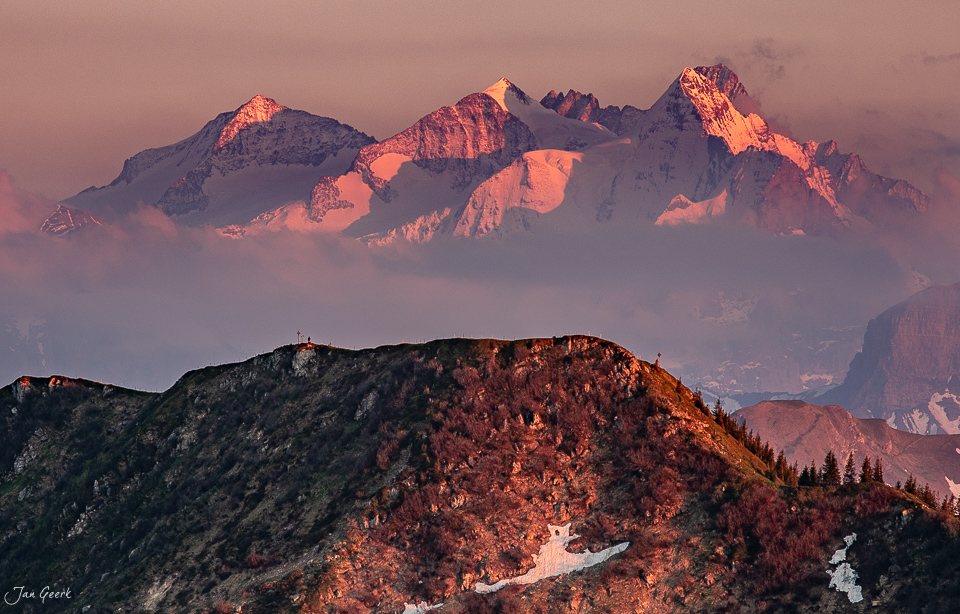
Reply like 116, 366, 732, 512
1, 172, 955, 394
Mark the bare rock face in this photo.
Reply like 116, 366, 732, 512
738, 399, 960, 495
814, 141, 930, 216
40, 204, 103, 235
693, 64, 748, 101
831, 283, 960, 433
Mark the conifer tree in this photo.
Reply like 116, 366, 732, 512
810, 461, 821, 486
822, 451, 841, 486
843, 453, 857, 485
860, 456, 873, 484
775, 450, 789, 481
714, 398, 724, 420
873, 457, 884, 484
905, 475, 918, 495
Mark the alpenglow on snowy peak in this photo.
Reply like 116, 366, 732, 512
56, 65, 929, 241
55, 95, 375, 230
234, 64, 929, 242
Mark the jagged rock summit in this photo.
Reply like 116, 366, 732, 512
59, 95, 375, 228
240, 64, 929, 241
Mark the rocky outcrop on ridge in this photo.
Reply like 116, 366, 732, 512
540, 89, 645, 135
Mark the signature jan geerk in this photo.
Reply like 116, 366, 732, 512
4, 586, 72, 606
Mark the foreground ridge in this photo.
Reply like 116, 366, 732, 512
2, 336, 958, 612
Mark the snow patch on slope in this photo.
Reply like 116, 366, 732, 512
370, 153, 413, 182
655, 190, 729, 226
453, 150, 581, 238
890, 391, 960, 435
827, 533, 863, 603
925, 391, 960, 435
401, 601, 442, 613
475, 523, 628, 594
946, 477, 960, 498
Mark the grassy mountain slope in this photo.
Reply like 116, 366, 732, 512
2, 337, 960, 613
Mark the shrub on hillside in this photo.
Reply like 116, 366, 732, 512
718, 485, 842, 592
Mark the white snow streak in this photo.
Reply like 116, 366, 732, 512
946, 477, 960, 498
475, 523, 629, 594
826, 533, 863, 603
401, 601, 443, 614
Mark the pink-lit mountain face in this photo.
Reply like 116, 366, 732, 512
240, 65, 928, 241
59, 95, 375, 228
55, 65, 929, 242
824, 283, 960, 434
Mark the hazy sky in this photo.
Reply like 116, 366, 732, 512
2, 0, 960, 200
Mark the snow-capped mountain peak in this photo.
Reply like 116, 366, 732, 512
482, 78, 517, 111
676, 67, 781, 158
479, 77, 616, 152
214, 95, 288, 152
62, 66, 930, 243
481, 78, 537, 112
63, 96, 374, 226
